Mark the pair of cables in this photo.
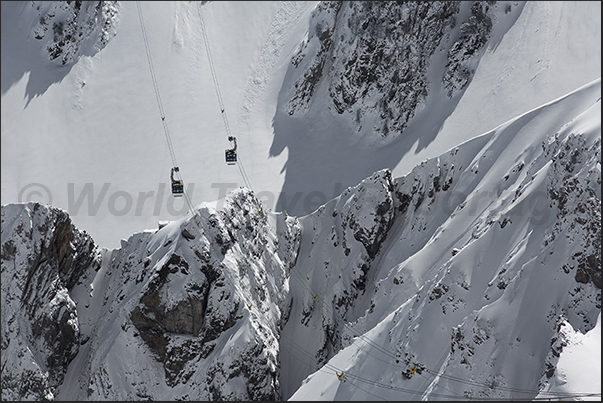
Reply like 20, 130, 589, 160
137, 1, 254, 219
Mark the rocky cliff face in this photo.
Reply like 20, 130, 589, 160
29, 1, 120, 66
283, 169, 397, 366
286, 1, 509, 140
69, 188, 301, 401
1, 1, 600, 401
1, 189, 302, 401
544, 133, 601, 291
115, 189, 301, 399
1, 203, 100, 401
2, 95, 600, 399
281, 82, 601, 399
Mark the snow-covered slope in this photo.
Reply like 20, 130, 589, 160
284, 78, 601, 400
535, 313, 601, 400
59, 189, 301, 401
2, 77, 599, 401
1, 0, 315, 249
1, 1, 601, 401
2, 1, 600, 249
269, 0, 601, 219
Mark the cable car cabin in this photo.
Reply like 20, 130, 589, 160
172, 180, 184, 197
170, 167, 184, 197
225, 136, 237, 165
225, 149, 237, 165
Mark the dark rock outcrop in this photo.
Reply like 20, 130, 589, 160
30, 1, 120, 65
1, 203, 100, 401
287, 1, 505, 138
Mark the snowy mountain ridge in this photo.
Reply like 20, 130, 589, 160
282, 77, 601, 400
2, 77, 600, 400
1, 0, 601, 401
2, 186, 302, 400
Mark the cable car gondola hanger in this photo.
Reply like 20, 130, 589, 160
139, 1, 255, 205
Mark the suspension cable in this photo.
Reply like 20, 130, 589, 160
286, 264, 600, 398
196, 2, 254, 193
280, 331, 600, 401
137, 1, 196, 216
137, 2, 599, 400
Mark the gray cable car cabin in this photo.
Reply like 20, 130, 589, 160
171, 167, 184, 197
225, 136, 237, 165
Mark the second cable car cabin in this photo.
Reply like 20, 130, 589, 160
171, 167, 184, 197
225, 136, 237, 165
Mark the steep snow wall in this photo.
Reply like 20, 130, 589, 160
1, 79, 600, 401
285, 78, 601, 400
